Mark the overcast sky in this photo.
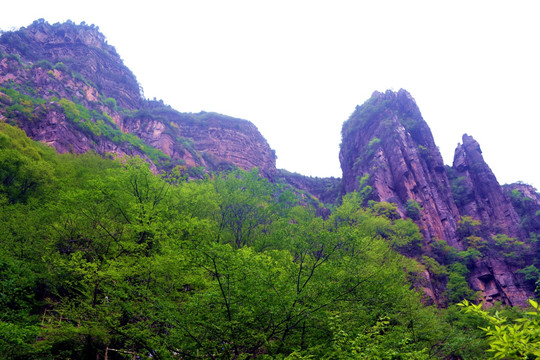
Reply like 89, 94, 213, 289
1, 1, 539, 189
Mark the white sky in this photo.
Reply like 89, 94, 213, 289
1, 1, 539, 189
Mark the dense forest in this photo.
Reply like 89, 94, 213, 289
1, 122, 539, 359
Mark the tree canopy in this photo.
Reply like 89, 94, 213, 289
0, 123, 533, 359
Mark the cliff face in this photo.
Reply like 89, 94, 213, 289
453, 137, 534, 306
0, 20, 142, 109
340, 89, 460, 245
452, 134, 524, 239
340, 89, 535, 306
122, 107, 277, 177
0, 20, 276, 177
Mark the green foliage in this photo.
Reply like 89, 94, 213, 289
431, 239, 460, 264
445, 263, 477, 304
0, 123, 55, 203
56, 97, 169, 162
492, 234, 528, 266
518, 265, 540, 296
446, 166, 473, 207
102, 97, 117, 110
341, 97, 388, 139
0, 86, 46, 122
405, 199, 422, 220
357, 173, 372, 200
457, 215, 482, 239
459, 299, 540, 359
369, 200, 400, 220
458, 247, 483, 266
355, 137, 382, 166
0, 127, 495, 358
509, 189, 540, 237
421, 256, 448, 280
33, 59, 54, 70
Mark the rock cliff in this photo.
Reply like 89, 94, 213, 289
0, 20, 277, 177
452, 134, 524, 239
340, 89, 460, 245
339, 89, 535, 306
0, 19, 142, 109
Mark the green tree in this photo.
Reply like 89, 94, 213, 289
214, 168, 277, 248
459, 299, 540, 359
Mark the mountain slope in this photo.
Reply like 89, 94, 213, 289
0, 20, 277, 177
339, 89, 537, 306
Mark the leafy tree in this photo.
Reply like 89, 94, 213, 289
445, 263, 477, 304
405, 199, 422, 220
0, 123, 55, 203
213, 168, 277, 248
459, 299, 540, 359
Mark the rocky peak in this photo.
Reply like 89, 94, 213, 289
0, 20, 142, 109
340, 89, 460, 244
0, 20, 277, 178
340, 91, 535, 306
452, 134, 524, 239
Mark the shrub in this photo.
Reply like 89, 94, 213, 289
33, 59, 54, 69
405, 199, 422, 220
421, 255, 448, 280
102, 97, 117, 111
457, 216, 481, 239
444, 262, 476, 304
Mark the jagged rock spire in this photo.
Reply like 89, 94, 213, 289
340, 89, 460, 244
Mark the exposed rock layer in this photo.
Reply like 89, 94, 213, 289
0, 21, 277, 177
453, 134, 524, 239
340, 89, 460, 245
339, 89, 536, 306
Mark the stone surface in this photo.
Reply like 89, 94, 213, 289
339, 90, 535, 306
0, 21, 277, 178
453, 134, 525, 239
340, 89, 460, 245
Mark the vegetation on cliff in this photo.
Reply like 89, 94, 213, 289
1, 122, 517, 359
1, 20, 540, 359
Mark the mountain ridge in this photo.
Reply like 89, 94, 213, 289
1, 20, 539, 306
0, 19, 278, 178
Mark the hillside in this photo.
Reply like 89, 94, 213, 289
339, 89, 539, 306
0, 19, 277, 178
1, 20, 540, 359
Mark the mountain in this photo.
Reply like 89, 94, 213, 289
0, 19, 277, 178
339, 89, 538, 306
1, 20, 539, 307
340, 89, 460, 244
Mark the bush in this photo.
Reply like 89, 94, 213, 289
405, 199, 422, 220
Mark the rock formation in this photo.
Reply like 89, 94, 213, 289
339, 89, 535, 306
340, 89, 460, 245
453, 134, 524, 239
0, 19, 142, 109
0, 20, 277, 177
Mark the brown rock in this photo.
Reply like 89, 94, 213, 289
453, 134, 524, 239
340, 89, 460, 245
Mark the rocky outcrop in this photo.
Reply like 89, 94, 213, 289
0, 19, 142, 109
0, 20, 277, 178
340, 89, 460, 245
122, 107, 277, 177
453, 134, 524, 239
504, 183, 540, 206
448, 137, 533, 307
339, 90, 535, 306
